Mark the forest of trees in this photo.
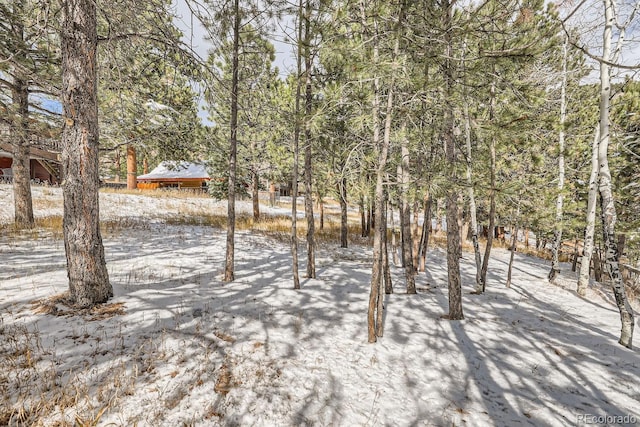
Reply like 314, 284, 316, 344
1, 0, 639, 348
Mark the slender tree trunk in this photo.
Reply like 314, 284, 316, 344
365, 198, 372, 237
368, 200, 374, 235
443, 0, 463, 319
418, 195, 431, 272
291, 0, 305, 290
360, 197, 366, 237
480, 79, 497, 293
506, 226, 518, 288
319, 199, 324, 230
412, 200, 421, 268
593, 248, 603, 282
578, 129, 600, 296
114, 150, 121, 182
366, 0, 404, 339
367, 17, 384, 343
126, 144, 137, 190
377, 192, 389, 337
397, 167, 405, 268
61, 0, 111, 307
383, 192, 393, 294
252, 170, 260, 221
292, 153, 300, 289
399, 125, 416, 294
9, 4, 34, 228
339, 177, 348, 248
597, 0, 634, 348
224, 0, 241, 283
549, 36, 568, 283
464, 99, 482, 292
391, 205, 399, 266
303, 0, 315, 279
572, 238, 580, 272
11, 77, 34, 227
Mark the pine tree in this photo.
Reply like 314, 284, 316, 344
61, 0, 112, 307
0, 1, 60, 227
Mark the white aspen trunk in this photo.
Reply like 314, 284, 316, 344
577, 127, 600, 296
549, 36, 568, 283
597, 0, 634, 348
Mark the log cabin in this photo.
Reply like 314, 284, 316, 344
136, 161, 210, 191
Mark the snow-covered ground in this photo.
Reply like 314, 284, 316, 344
1, 183, 639, 426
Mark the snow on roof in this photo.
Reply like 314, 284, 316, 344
137, 161, 210, 181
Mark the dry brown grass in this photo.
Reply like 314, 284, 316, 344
31, 293, 126, 321
214, 362, 233, 395
32, 197, 62, 211
213, 330, 236, 344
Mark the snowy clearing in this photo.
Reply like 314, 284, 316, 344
1, 184, 639, 426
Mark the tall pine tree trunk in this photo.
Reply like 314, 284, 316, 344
291, 0, 305, 290
303, 0, 316, 279
10, 4, 34, 228
400, 124, 416, 294
383, 195, 393, 294
252, 170, 260, 221
418, 194, 431, 272
339, 177, 348, 248
61, 0, 111, 307
549, 36, 568, 283
596, 0, 634, 348
443, 0, 463, 319
126, 144, 137, 190
367, 18, 385, 343
464, 99, 481, 292
224, 0, 240, 283
11, 77, 34, 227
480, 79, 497, 293
412, 200, 421, 269
506, 226, 518, 288
359, 197, 366, 237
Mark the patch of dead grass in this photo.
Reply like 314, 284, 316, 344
214, 362, 233, 395
213, 330, 236, 344
31, 293, 125, 321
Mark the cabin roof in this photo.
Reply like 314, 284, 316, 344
137, 161, 210, 182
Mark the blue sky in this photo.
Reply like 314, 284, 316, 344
172, 0, 297, 126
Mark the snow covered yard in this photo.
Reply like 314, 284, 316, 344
1, 184, 639, 426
